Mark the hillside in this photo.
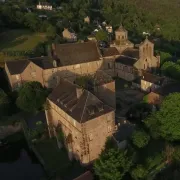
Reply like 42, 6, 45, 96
100, 0, 180, 40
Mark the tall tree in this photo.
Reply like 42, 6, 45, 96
131, 165, 148, 180
132, 130, 150, 148
16, 81, 47, 113
145, 93, 180, 141
94, 148, 133, 180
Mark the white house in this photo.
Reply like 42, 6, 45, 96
37, 2, 52, 10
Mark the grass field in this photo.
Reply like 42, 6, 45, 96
0, 29, 47, 64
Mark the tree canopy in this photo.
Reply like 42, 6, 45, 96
131, 165, 148, 180
16, 81, 48, 113
145, 93, 180, 141
94, 148, 133, 180
95, 30, 108, 41
132, 130, 150, 148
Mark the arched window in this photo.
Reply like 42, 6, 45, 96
144, 64, 146, 69
122, 36, 124, 39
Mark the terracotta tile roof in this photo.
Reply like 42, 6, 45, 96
53, 42, 101, 66
102, 47, 119, 57
74, 171, 94, 180
48, 79, 114, 123
153, 82, 180, 96
115, 56, 137, 66
121, 48, 139, 59
6, 60, 30, 75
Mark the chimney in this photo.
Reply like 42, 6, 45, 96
76, 87, 83, 99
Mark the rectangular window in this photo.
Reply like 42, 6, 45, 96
108, 126, 112, 132
31, 72, 36, 77
74, 64, 80, 69
16, 75, 20, 80
89, 133, 93, 141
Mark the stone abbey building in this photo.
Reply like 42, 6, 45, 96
5, 25, 160, 164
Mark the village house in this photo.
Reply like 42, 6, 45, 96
132, 72, 165, 92
5, 42, 102, 90
145, 82, 180, 105
84, 16, 90, 24
45, 78, 115, 164
62, 28, 77, 42
36, 2, 52, 10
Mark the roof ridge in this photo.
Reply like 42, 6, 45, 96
120, 54, 138, 60
80, 91, 89, 123
55, 41, 96, 46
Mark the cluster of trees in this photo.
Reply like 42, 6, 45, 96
94, 93, 180, 180
0, 3, 56, 37
99, 0, 180, 41
161, 61, 180, 81
0, 81, 49, 119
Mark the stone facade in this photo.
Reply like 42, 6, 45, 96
45, 79, 115, 164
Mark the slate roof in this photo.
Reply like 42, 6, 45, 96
153, 82, 180, 96
6, 56, 55, 75
73, 171, 94, 180
121, 48, 139, 59
48, 79, 114, 123
30, 57, 54, 69
113, 124, 135, 142
54, 42, 101, 66
115, 56, 137, 66
102, 47, 119, 57
141, 72, 165, 85
6, 60, 30, 75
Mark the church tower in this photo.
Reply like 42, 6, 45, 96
111, 24, 134, 52
115, 24, 128, 43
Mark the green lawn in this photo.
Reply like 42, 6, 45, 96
0, 29, 47, 63
35, 138, 70, 173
